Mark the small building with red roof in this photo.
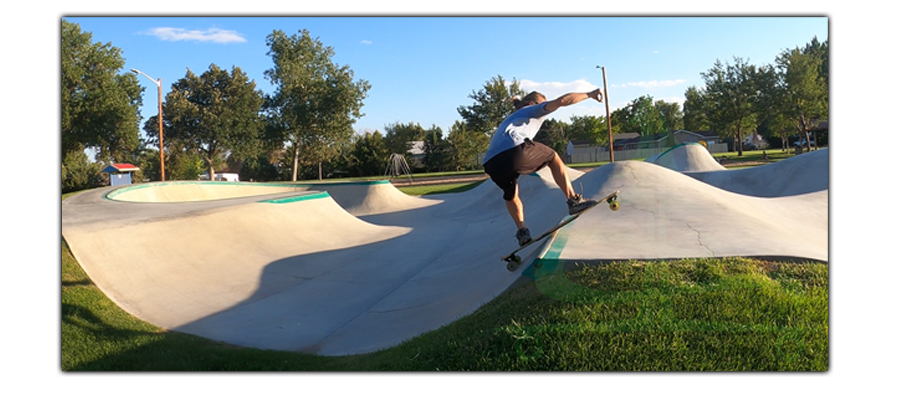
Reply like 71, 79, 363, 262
102, 163, 141, 186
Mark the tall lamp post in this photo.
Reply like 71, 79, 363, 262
596, 65, 614, 162
131, 68, 165, 181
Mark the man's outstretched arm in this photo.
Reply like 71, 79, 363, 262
543, 89, 603, 113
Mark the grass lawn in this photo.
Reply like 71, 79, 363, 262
61, 177, 828, 371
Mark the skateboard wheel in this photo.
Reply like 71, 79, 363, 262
609, 200, 619, 211
533, 258, 543, 269
506, 255, 522, 271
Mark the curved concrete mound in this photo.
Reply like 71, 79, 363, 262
62, 155, 827, 356
646, 142, 726, 172
686, 148, 828, 197
556, 160, 827, 264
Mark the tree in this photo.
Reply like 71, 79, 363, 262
567, 115, 608, 146
534, 118, 571, 156
457, 75, 526, 134
422, 125, 454, 172
158, 64, 265, 180
803, 36, 829, 86
447, 121, 490, 170
61, 19, 142, 164
776, 40, 828, 153
613, 95, 665, 136
682, 86, 710, 132
62, 149, 104, 193
383, 122, 427, 158
700, 58, 761, 156
754, 63, 794, 150
346, 130, 388, 177
655, 99, 684, 133
264, 29, 371, 181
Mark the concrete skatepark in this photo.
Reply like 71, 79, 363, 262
61, 144, 828, 356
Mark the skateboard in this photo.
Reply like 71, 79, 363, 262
501, 190, 619, 271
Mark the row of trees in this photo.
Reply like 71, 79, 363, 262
62, 18, 827, 192
686, 38, 828, 155
61, 20, 497, 190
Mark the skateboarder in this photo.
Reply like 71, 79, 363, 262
482, 89, 604, 246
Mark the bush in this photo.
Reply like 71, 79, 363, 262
62, 149, 105, 193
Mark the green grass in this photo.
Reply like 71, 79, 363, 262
713, 148, 814, 167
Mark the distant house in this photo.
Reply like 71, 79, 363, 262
566, 139, 595, 157
102, 163, 140, 186
811, 120, 828, 144
673, 130, 720, 146
408, 141, 426, 167
612, 132, 669, 151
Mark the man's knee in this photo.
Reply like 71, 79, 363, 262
502, 185, 517, 201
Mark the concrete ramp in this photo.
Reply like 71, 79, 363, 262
62, 155, 827, 355
646, 142, 727, 172
558, 160, 827, 265
105, 180, 439, 215
686, 148, 829, 197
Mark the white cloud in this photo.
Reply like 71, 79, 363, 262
144, 27, 246, 43
518, 79, 598, 96
614, 79, 685, 90
361, 40, 373, 45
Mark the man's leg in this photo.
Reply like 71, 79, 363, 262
505, 185, 532, 245
546, 151, 596, 214
548, 153, 576, 200
505, 185, 526, 230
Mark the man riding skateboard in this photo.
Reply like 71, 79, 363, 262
482, 88, 605, 247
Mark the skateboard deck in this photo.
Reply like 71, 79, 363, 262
501, 190, 619, 271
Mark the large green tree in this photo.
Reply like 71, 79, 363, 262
264, 29, 371, 181
534, 118, 571, 156
153, 64, 264, 180
447, 121, 490, 170
422, 125, 454, 172
457, 75, 526, 135
383, 122, 426, 156
754, 63, 795, 149
566, 115, 607, 146
776, 40, 828, 152
612, 95, 667, 136
655, 99, 684, 133
683, 85, 711, 132
61, 19, 142, 164
346, 130, 389, 177
700, 57, 761, 155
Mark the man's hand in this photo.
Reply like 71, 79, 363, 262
589, 88, 603, 103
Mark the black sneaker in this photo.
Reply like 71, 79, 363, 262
567, 194, 597, 215
516, 228, 532, 247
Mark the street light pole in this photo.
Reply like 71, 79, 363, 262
596, 65, 614, 163
131, 68, 166, 181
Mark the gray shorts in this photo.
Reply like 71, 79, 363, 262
483, 139, 557, 201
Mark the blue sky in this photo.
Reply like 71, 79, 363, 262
64, 16, 827, 139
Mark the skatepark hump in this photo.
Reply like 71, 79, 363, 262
62, 148, 828, 355
646, 142, 728, 172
